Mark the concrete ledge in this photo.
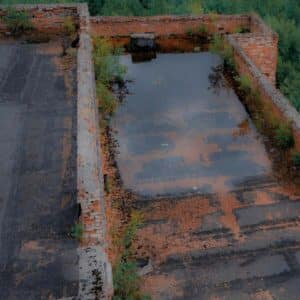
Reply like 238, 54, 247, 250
77, 4, 113, 299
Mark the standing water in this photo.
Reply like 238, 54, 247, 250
112, 52, 271, 196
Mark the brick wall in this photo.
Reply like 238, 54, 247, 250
233, 33, 278, 84
227, 34, 300, 151
0, 5, 79, 35
90, 15, 251, 37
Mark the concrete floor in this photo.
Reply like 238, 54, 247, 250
0, 42, 78, 299
113, 53, 300, 300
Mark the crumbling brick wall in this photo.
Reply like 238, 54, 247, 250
0, 4, 79, 35
90, 15, 251, 37
233, 34, 278, 84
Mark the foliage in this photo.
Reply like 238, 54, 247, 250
71, 222, 83, 240
62, 16, 76, 36
236, 75, 252, 94
93, 38, 126, 116
96, 81, 117, 115
122, 211, 143, 250
93, 38, 126, 84
2, 7, 33, 35
113, 211, 149, 300
209, 34, 234, 69
274, 123, 295, 149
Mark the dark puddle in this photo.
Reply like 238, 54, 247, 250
111, 51, 271, 196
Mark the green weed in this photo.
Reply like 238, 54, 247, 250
274, 123, 295, 149
113, 211, 150, 300
236, 74, 252, 94
2, 7, 33, 35
62, 16, 76, 36
71, 222, 83, 240
209, 34, 234, 68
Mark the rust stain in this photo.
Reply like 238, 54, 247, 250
217, 193, 243, 240
251, 290, 274, 300
142, 274, 183, 300
21, 241, 43, 252
254, 191, 275, 206
232, 118, 250, 137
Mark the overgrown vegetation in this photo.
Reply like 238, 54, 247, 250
234, 73, 295, 152
2, 7, 33, 35
93, 38, 126, 116
209, 34, 234, 69
62, 16, 76, 36
113, 211, 150, 300
71, 222, 83, 240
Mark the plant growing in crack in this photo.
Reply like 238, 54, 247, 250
93, 38, 127, 117
113, 211, 150, 300
71, 222, 83, 241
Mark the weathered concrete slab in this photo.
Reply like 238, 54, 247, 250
0, 41, 78, 299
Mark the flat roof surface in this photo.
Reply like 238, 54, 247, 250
0, 41, 78, 299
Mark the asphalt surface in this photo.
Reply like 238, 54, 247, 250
0, 41, 78, 299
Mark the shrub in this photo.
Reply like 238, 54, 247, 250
274, 123, 295, 149
113, 211, 149, 300
93, 38, 126, 116
2, 7, 33, 35
209, 34, 223, 54
113, 260, 141, 300
292, 151, 300, 167
209, 34, 234, 68
122, 211, 143, 249
71, 222, 83, 240
62, 16, 76, 36
236, 75, 252, 94
93, 38, 127, 85
96, 82, 117, 115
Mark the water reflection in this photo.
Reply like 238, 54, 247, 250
112, 52, 271, 196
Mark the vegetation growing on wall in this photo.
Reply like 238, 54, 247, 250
93, 38, 126, 116
209, 34, 299, 182
209, 34, 234, 69
2, 7, 33, 35
113, 211, 150, 300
